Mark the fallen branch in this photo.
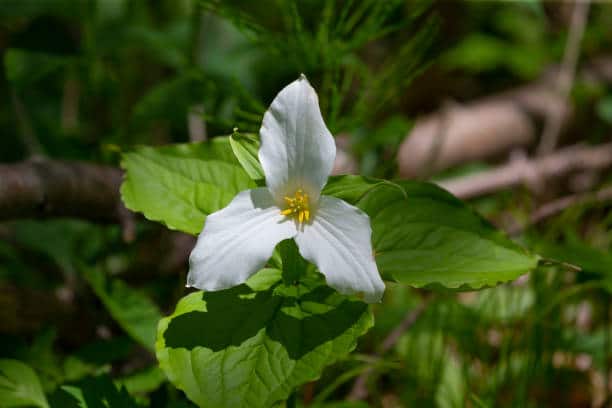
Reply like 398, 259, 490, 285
437, 143, 612, 199
507, 185, 612, 235
0, 157, 135, 240
398, 56, 612, 178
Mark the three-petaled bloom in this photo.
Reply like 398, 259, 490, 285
187, 75, 385, 302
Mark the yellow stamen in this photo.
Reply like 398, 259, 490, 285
280, 189, 310, 224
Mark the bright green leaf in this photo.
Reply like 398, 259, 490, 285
116, 366, 166, 395
323, 176, 539, 289
120, 138, 254, 234
0, 359, 49, 408
156, 271, 373, 408
229, 131, 264, 181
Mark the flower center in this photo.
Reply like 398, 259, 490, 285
280, 189, 310, 224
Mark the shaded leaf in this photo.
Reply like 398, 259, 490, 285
82, 267, 161, 351
156, 270, 372, 408
49, 375, 137, 408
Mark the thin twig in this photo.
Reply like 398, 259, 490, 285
537, 0, 591, 155
188, 104, 207, 142
438, 143, 612, 199
507, 185, 612, 235
348, 301, 428, 401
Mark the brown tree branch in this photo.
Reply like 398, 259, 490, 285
437, 143, 612, 199
398, 56, 612, 178
507, 185, 612, 236
0, 157, 134, 240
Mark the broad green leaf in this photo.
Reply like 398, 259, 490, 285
0, 359, 49, 408
121, 139, 254, 234
116, 367, 166, 395
229, 132, 264, 181
323, 176, 539, 289
49, 375, 138, 408
82, 267, 161, 351
156, 270, 373, 408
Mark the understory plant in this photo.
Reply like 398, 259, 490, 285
119, 76, 539, 407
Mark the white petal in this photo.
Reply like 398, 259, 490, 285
259, 75, 336, 202
295, 196, 385, 303
188, 188, 297, 291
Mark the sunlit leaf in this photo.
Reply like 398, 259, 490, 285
323, 176, 539, 289
121, 139, 254, 234
0, 359, 49, 408
229, 131, 264, 181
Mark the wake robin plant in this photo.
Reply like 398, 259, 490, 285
119, 77, 539, 407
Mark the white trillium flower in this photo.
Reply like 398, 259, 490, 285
187, 75, 385, 303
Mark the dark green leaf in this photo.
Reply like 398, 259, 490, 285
82, 267, 161, 351
49, 375, 138, 408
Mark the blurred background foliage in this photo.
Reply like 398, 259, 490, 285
0, 0, 611, 407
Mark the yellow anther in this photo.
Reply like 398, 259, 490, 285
280, 189, 310, 224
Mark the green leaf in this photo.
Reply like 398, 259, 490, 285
116, 367, 166, 395
4, 49, 71, 87
82, 266, 161, 351
597, 95, 612, 125
278, 239, 308, 285
156, 270, 373, 408
0, 359, 49, 408
229, 131, 265, 181
49, 375, 138, 408
323, 176, 539, 289
120, 138, 254, 234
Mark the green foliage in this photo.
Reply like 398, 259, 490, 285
116, 367, 166, 395
120, 138, 254, 234
49, 375, 138, 408
156, 269, 373, 408
324, 176, 539, 288
0, 359, 49, 408
229, 131, 265, 182
201, 0, 436, 131
3, 0, 612, 406
441, 4, 553, 79
82, 266, 162, 351
4, 49, 73, 87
